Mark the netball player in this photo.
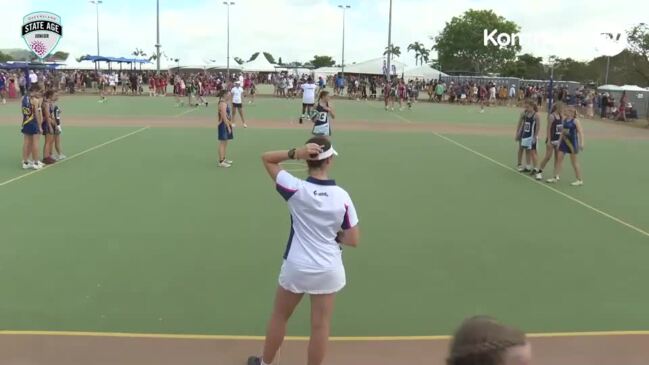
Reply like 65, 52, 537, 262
548, 106, 585, 185
248, 136, 360, 365
98, 74, 107, 103
312, 91, 335, 136
397, 79, 406, 111
217, 90, 234, 168
535, 103, 563, 180
50, 91, 65, 160
514, 101, 540, 172
41, 90, 58, 164
447, 316, 531, 365
21, 85, 44, 170
249, 80, 256, 104
299, 77, 317, 124
383, 81, 391, 111
231, 81, 247, 128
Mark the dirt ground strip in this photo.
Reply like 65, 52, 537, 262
2, 115, 648, 140
1, 333, 648, 365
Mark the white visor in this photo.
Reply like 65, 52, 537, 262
315, 146, 338, 160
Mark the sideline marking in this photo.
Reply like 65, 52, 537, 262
0, 127, 150, 188
174, 107, 199, 118
392, 113, 649, 239
1, 330, 648, 341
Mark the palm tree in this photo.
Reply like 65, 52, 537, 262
384, 44, 401, 60
408, 42, 425, 65
420, 48, 430, 66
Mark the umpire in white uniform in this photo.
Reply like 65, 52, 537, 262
249, 136, 360, 365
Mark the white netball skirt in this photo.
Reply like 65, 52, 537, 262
278, 260, 346, 295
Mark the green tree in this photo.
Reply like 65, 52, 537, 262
384, 44, 401, 60
234, 57, 244, 65
501, 53, 545, 79
626, 23, 649, 83
310, 55, 336, 68
263, 52, 276, 64
432, 9, 520, 73
0, 51, 12, 62
420, 48, 430, 65
407, 42, 425, 65
278, 57, 283, 65
248, 52, 259, 61
51, 51, 70, 61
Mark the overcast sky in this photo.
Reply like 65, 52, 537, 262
1, 0, 646, 67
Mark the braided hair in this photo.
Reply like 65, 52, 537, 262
447, 316, 526, 365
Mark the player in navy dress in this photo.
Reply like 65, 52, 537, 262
514, 101, 540, 173
311, 91, 335, 136
216, 90, 234, 168
21, 85, 44, 170
548, 106, 585, 186
535, 103, 563, 180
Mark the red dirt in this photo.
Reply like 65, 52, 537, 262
1, 333, 647, 365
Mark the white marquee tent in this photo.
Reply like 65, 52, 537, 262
242, 54, 277, 72
403, 65, 447, 81
343, 57, 408, 75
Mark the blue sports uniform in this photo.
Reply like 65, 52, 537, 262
217, 102, 233, 141
559, 118, 579, 154
21, 95, 39, 135
0, 76, 6, 90
519, 112, 537, 150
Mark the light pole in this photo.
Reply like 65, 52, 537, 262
223, 1, 235, 81
155, 0, 161, 73
338, 5, 351, 79
386, 0, 393, 83
89, 0, 102, 56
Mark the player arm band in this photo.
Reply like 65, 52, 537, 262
288, 148, 297, 160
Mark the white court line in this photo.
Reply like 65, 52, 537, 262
174, 108, 198, 118
0, 126, 150, 188
392, 113, 649, 239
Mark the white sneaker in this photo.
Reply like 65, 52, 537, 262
535, 173, 543, 180
516, 165, 525, 172
243, 123, 248, 128
32, 161, 43, 170
570, 180, 584, 186
218, 161, 232, 168
546, 176, 560, 183
224, 159, 233, 164
22, 161, 33, 170
57, 154, 67, 160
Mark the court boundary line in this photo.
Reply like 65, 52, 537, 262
390, 113, 649, 239
0, 126, 150, 188
0, 330, 647, 341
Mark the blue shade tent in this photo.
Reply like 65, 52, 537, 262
79, 55, 151, 71
0, 62, 63, 88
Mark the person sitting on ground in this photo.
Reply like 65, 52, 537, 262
447, 316, 531, 365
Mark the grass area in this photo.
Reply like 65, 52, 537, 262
0, 96, 648, 337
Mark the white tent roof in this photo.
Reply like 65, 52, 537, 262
242, 54, 277, 72
344, 57, 408, 75
620, 85, 648, 92
597, 84, 622, 91
404, 65, 447, 80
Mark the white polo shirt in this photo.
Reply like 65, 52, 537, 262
231, 86, 243, 104
302, 83, 317, 104
276, 170, 359, 269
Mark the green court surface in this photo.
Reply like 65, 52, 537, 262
0, 96, 648, 337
